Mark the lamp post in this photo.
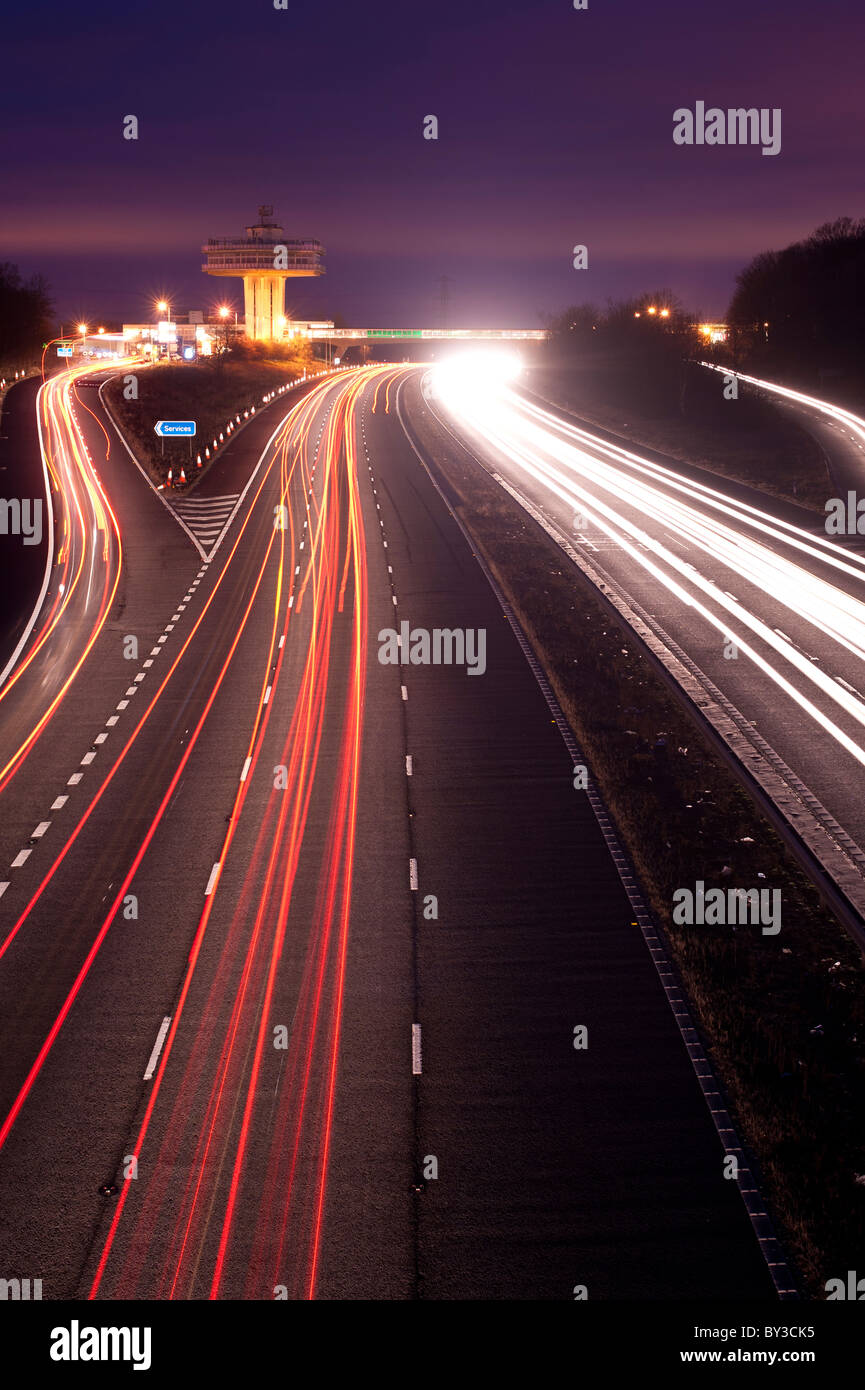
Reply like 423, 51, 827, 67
218, 305, 235, 362
156, 300, 171, 359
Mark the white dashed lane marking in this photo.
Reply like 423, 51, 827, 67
205, 862, 221, 897
143, 1016, 172, 1081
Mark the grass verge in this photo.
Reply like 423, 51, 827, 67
530, 360, 831, 511
103, 348, 319, 490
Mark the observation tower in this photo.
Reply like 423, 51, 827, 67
202, 206, 325, 340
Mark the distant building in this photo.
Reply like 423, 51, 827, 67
122, 314, 233, 360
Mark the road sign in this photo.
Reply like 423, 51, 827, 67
154, 420, 196, 437
57, 347, 73, 357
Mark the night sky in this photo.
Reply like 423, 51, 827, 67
1, 0, 862, 328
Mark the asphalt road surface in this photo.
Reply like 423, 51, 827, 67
0, 363, 776, 1301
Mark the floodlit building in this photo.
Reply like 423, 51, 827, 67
202, 206, 325, 340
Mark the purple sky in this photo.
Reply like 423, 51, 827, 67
1, 0, 863, 327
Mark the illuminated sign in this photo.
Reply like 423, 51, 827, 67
154, 420, 196, 437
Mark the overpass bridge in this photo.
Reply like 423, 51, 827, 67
305, 327, 547, 341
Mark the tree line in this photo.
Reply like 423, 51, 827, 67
547, 216, 865, 387
0, 263, 54, 365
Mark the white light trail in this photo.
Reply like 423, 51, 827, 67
429, 367, 865, 773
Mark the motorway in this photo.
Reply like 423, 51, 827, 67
429, 360, 865, 928
0, 362, 779, 1300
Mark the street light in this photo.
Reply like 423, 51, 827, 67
156, 300, 172, 359
647, 306, 657, 316
78, 322, 87, 357
660, 308, 670, 319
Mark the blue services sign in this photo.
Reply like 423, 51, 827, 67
57, 347, 73, 357
154, 420, 196, 437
